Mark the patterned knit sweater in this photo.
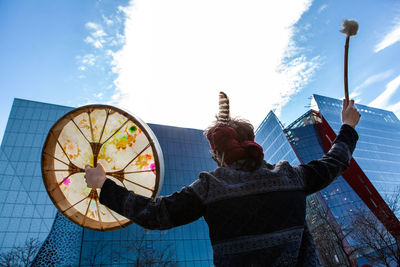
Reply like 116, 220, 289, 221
100, 124, 358, 266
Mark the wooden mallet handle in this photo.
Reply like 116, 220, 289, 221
344, 36, 350, 102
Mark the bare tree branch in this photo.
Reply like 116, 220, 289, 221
309, 206, 358, 267
81, 241, 109, 267
0, 238, 41, 267
350, 189, 400, 266
117, 229, 177, 266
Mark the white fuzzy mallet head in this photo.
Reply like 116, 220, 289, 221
341, 19, 359, 36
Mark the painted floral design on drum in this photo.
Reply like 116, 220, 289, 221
42, 105, 163, 231
63, 139, 81, 160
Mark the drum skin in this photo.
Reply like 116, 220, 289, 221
41, 105, 164, 231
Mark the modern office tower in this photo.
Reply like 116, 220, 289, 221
309, 95, 400, 241
0, 98, 216, 266
256, 95, 400, 266
255, 110, 352, 264
311, 94, 400, 201
285, 109, 365, 266
308, 95, 400, 265
255, 111, 300, 167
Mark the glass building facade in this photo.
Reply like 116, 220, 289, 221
311, 94, 400, 202
0, 98, 216, 266
255, 109, 357, 264
0, 99, 72, 253
284, 110, 366, 265
1, 95, 400, 266
255, 108, 363, 228
255, 95, 400, 228
255, 111, 300, 166
284, 110, 365, 227
255, 95, 400, 265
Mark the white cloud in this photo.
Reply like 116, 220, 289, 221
83, 20, 125, 50
81, 54, 96, 66
350, 70, 393, 100
85, 22, 107, 37
86, 22, 100, 30
85, 22, 107, 49
318, 4, 327, 13
85, 37, 104, 48
374, 19, 400, 52
117, 5, 130, 14
102, 15, 114, 25
76, 54, 96, 71
111, 0, 315, 129
85, 36, 104, 49
92, 30, 107, 38
94, 92, 103, 99
369, 74, 400, 108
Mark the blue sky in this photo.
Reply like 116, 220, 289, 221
1, 0, 400, 142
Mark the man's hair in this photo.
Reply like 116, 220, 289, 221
204, 117, 255, 145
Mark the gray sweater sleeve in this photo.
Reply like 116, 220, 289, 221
294, 124, 359, 195
99, 178, 205, 230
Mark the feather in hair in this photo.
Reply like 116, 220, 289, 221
218, 92, 230, 124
